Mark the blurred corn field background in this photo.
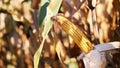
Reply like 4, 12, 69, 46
0, 0, 120, 68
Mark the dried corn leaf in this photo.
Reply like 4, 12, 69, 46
55, 38, 63, 63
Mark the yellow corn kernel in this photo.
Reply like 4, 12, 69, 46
52, 15, 94, 53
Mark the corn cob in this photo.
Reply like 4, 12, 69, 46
52, 15, 94, 53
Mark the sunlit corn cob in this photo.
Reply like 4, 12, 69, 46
52, 15, 94, 54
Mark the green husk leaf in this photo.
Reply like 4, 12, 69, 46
64, 58, 79, 68
34, 0, 62, 68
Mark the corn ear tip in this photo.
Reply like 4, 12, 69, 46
51, 16, 57, 21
